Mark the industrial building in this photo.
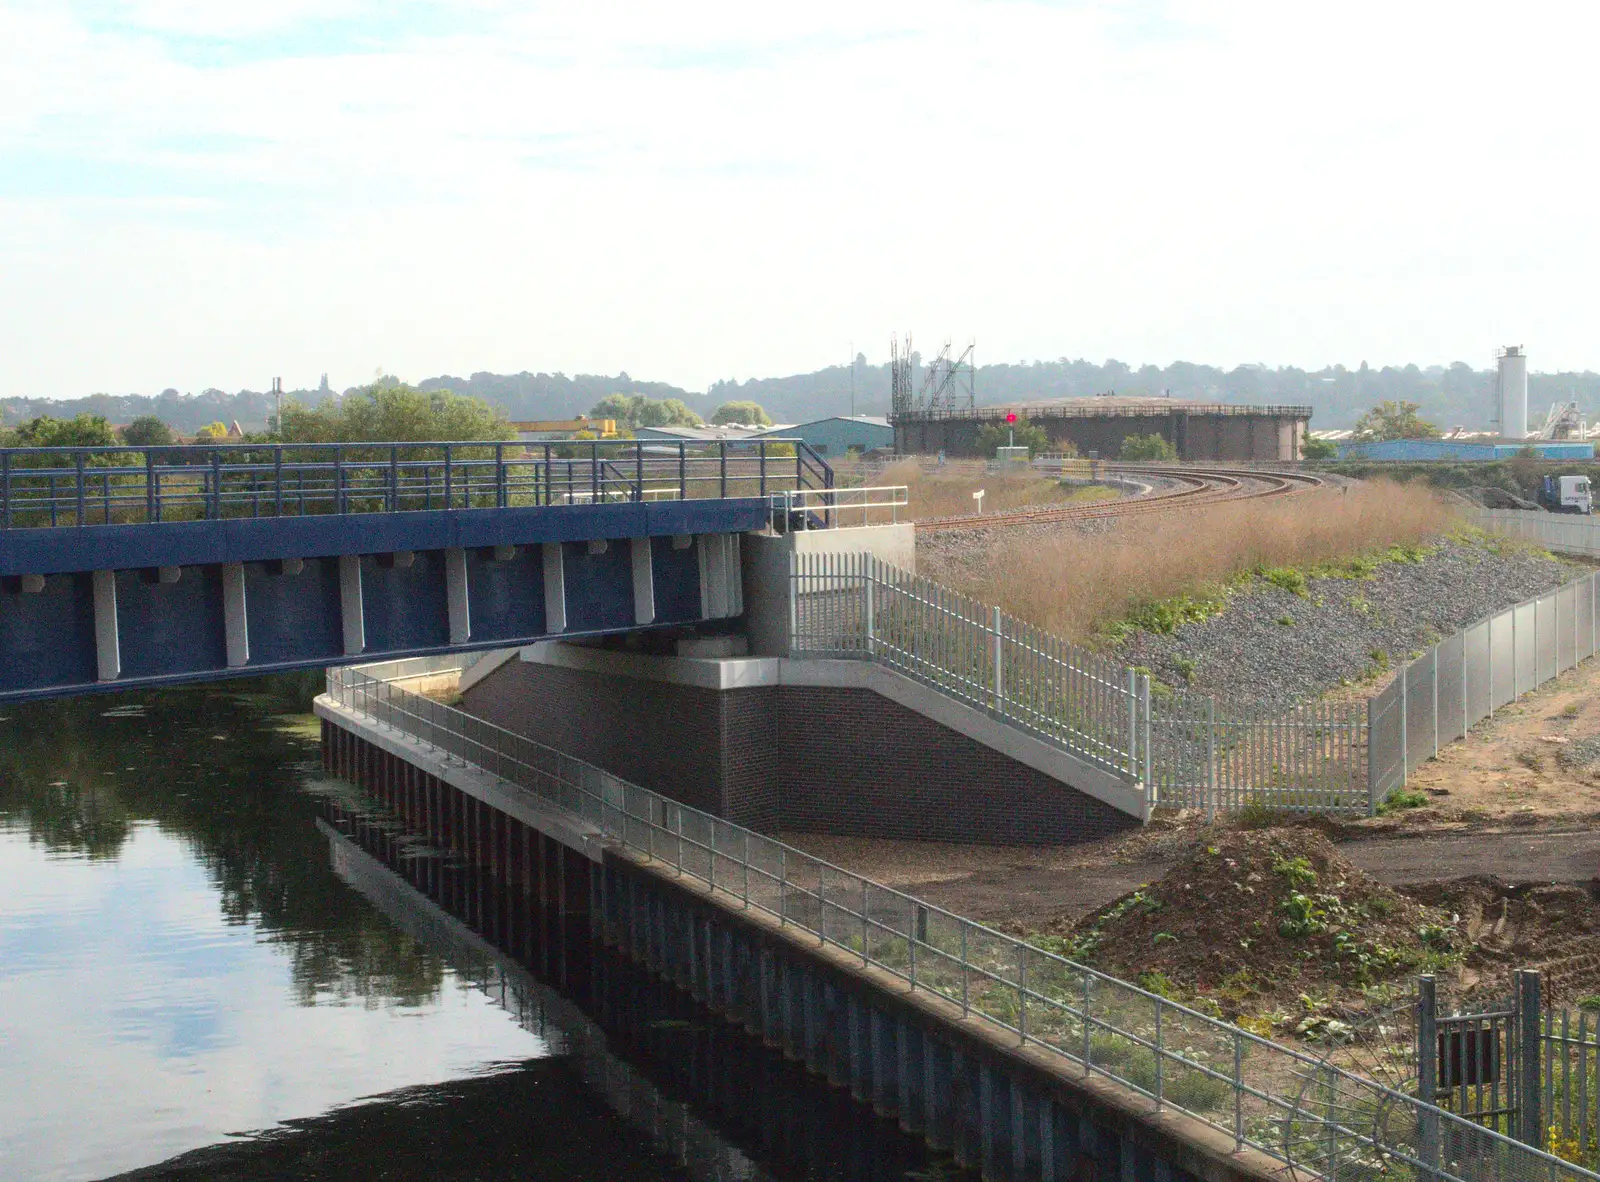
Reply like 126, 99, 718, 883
754, 415, 893, 456
892, 397, 1311, 461
1335, 439, 1595, 462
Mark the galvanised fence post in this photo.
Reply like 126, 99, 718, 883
1017, 945, 1028, 1045
1400, 659, 1409, 785
1206, 697, 1217, 819
1518, 969, 1544, 1149
960, 925, 969, 1016
1431, 646, 1439, 760
864, 555, 875, 656
992, 606, 1003, 712
1126, 668, 1138, 779
1141, 674, 1152, 795
1418, 974, 1440, 1178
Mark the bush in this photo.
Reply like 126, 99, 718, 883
121, 416, 175, 448
710, 400, 772, 427
1119, 433, 1177, 461
281, 382, 512, 444
976, 417, 1050, 458
1302, 436, 1338, 460
2, 413, 119, 449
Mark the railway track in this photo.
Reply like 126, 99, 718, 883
914, 464, 1324, 532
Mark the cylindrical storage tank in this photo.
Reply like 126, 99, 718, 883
1497, 346, 1529, 438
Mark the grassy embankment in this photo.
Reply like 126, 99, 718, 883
936, 481, 1464, 644
871, 460, 1119, 520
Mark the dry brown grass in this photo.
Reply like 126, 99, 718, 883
938, 480, 1457, 641
875, 460, 1117, 521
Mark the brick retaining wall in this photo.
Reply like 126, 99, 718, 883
460, 658, 1137, 846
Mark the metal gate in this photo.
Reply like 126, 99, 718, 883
1418, 972, 1545, 1148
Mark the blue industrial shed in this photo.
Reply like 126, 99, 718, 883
755, 416, 893, 457
1336, 438, 1596, 462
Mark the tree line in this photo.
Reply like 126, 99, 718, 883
12, 355, 1592, 436
0, 383, 784, 456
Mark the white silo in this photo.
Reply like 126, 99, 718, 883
1496, 346, 1529, 438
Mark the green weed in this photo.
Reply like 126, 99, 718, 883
1272, 855, 1318, 890
1376, 788, 1428, 814
1137, 970, 1179, 998
1258, 566, 1309, 597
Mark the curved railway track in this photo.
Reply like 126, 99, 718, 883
914, 465, 1325, 532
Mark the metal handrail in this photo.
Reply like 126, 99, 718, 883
0, 438, 833, 528
326, 657, 1595, 1182
790, 552, 1374, 815
789, 551, 1147, 780
771, 485, 909, 530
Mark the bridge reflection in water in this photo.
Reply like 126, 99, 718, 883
317, 788, 962, 1182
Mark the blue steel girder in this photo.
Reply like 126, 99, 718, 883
0, 497, 770, 577
0, 498, 761, 701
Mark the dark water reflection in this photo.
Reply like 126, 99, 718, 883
0, 681, 957, 1181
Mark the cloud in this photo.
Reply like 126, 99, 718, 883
0, 823, 546, 1180
3, 0, 1599, 396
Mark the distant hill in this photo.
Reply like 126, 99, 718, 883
8, 358, 1600, 433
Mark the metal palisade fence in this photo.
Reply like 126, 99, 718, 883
1545, 1009, 1600, 1169
326, 658, 1597, 1182
1149, 685, 1367, 816
789, 552, 1370, 814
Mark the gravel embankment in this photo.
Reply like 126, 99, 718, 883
1119, 539, 1576, 711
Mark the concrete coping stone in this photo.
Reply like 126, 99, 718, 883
314, 694, 607, 861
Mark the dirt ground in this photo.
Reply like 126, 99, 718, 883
782, 826, 1600, 930
782, 641, 1600, 936
1401, 654, 1600, 823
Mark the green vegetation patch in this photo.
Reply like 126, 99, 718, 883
1104, 587, 1233, 642
1376, 787, 1429, 815
1029, 829, 1462, 1025
1103, 538, 1458, 645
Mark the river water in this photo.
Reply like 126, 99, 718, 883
0, 680, 958, 1181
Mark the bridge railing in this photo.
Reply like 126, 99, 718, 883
789, 553, 1372, 813
789, 551, 1148, 781
326, 657, 1596, 1182
0, 438, 833, 528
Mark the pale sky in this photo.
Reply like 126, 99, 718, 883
3, 1, 1595, 399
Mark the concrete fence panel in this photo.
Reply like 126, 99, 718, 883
1368, 547, 1600, 800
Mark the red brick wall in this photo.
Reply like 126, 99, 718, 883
460, 659, 1137, 846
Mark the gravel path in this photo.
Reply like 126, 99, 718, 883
1120, 539, 1576, 711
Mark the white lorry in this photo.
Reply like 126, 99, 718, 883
1539, 474, 1594, 514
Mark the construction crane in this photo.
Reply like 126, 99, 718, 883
1533, 401, 1585, 441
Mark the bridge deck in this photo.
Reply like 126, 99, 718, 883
0, 439, 830, 700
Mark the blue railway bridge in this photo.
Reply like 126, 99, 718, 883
0, 439, 830, 700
